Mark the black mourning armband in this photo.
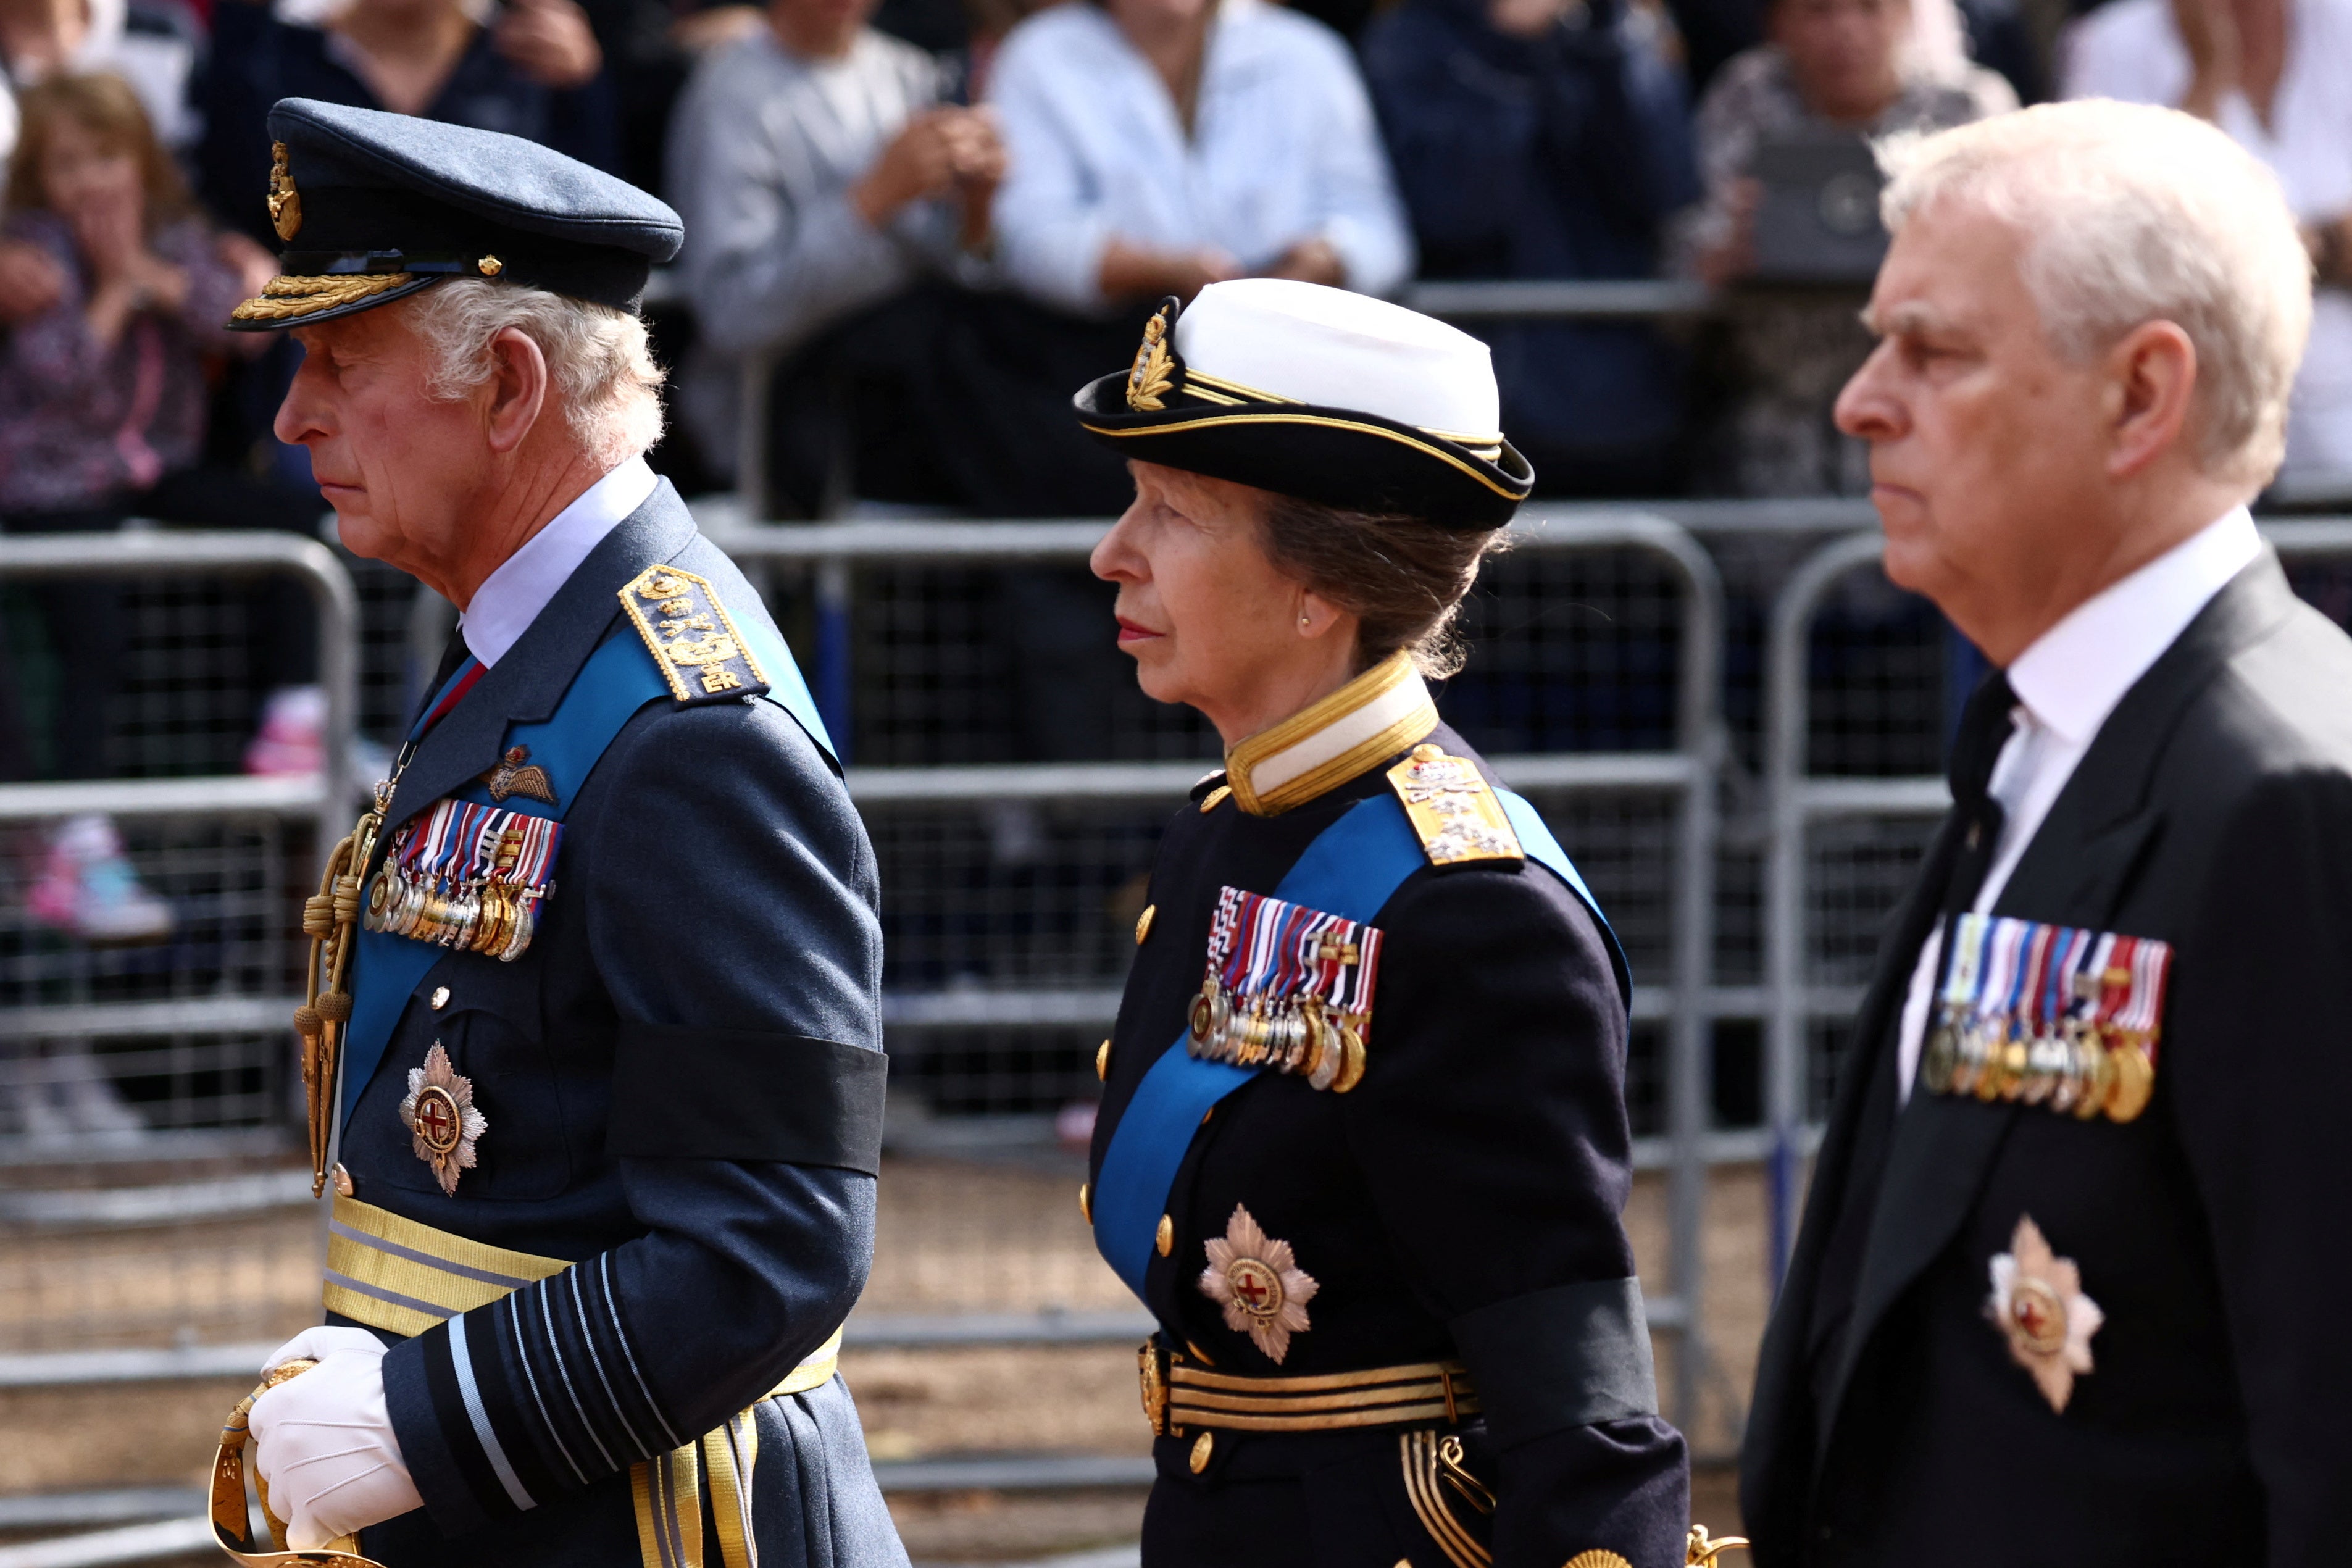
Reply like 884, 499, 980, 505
1449, 1277, 1659, 1449
608, 1024, 886, 1173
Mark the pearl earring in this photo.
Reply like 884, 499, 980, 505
1298, 614, 1311, 628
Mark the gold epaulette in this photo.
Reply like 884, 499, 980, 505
1385, 743, 1524, 867
618, 564, 771, 705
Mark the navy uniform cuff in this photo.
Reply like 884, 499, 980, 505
386, 1282, 668, 1537
1450, 1277, 1659, 1449
383, 1328, 493, 1537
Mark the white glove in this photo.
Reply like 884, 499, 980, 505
249, 1327, 425, 1549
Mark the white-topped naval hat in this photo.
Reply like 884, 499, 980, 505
1073, 279, 1533, 529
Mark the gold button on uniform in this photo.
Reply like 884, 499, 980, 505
1135, 904, 1156, 945
1156, 1214, 1174, 1256
1189, 1431, 1214, 1472
1079, 1183, 1092, 1224
1097, 1039, 1111, 1081
430, 986, 451, 1011
330, 1163, 354, 1198
1199, 785, 1232, 814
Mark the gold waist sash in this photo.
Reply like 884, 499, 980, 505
211, 1197, 841, 1568
1141, 1341, 1481, 1435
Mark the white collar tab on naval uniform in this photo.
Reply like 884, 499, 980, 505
1224, 651, 1439, 817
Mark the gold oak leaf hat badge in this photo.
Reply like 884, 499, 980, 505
1127, 300, 1178, 411
267, 142, 302, 241
1198, 1204, 1319, 1363
399, 1043, 487, 1195
1987, 1214, 2104, 1412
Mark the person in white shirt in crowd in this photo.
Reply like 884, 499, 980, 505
2061, 0, 2352, 482
944, 0, 1412, 521
988, 0, 1412, 317
665, 0, 1003, 509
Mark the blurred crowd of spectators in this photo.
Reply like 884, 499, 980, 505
0, 0, 2350, 943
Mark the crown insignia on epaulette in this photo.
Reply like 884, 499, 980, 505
619, 564, 772, 706
1387, 744, 1524, 866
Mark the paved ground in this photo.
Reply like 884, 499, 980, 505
0, 1156, 1777, 1560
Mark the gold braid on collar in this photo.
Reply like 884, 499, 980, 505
1225, 651, 1440, 816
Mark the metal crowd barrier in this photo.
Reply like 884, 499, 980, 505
0, 532, 357, 1157
0, 530, 356, 869
1759, 517, 2352, 1284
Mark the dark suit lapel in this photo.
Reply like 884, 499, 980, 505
1816, 549, 2300, 1441
382, 480, 698, 837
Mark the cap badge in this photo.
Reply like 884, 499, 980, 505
1127, 302, 1177, 412
266, 142, 302, 242
399, 1043, 486, 1195
477, 256, 504, 278
1987, 1214, 2103, 1412
479, 745, 555, 805
1198, 1204, 1319, 1362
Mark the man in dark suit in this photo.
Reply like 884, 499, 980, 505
1741, 101, 2352, 1564
210, 101, 904, 1568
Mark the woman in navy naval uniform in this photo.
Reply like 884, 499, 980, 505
1075, 278, 1693, 1568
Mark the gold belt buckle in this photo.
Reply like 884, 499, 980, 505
1137, 1340, 1171, 1437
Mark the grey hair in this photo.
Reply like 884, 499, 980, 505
404, 278, 666, 468
1877, 100, 2312, 485
1257, 493, 1507, 679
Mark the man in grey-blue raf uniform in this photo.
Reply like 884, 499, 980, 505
222, 98, 906, 1568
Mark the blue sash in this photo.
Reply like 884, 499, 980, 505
338, 619, 832, 1124
1090, 787, 1627, 1296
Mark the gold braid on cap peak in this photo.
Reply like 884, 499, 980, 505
230, 272, 419, 322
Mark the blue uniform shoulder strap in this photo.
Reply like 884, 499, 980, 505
1090, 785, 1624, 1296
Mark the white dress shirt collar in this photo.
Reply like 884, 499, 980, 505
461, 458, 658, 668
2004, 506, 2262, 746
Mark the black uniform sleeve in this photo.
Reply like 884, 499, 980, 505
1343, 857, 1689, 1568
2167, 769, 2352, 1566
383, 697, 886, 1535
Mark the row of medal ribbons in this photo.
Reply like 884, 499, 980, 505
362, 800, 564, 963
1919, 911, 2173, 1124
1185, 885, 1384, 1093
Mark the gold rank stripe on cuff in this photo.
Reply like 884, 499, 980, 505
1224, 651, 1440, 817
324, 1194, 567, 1337
1162, 1357, 1481, 1433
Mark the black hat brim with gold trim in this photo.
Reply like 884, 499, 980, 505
227, 98, 684, 332
1073, 292, 1534, 530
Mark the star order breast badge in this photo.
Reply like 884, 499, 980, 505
399, 1043, 486, 1195
1986, 1214, 2104, 1412
1198, 1204, 1319, 1363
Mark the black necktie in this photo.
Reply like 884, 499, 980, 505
1939, 670, 2019, 915
1801, 669, 2017, 1374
